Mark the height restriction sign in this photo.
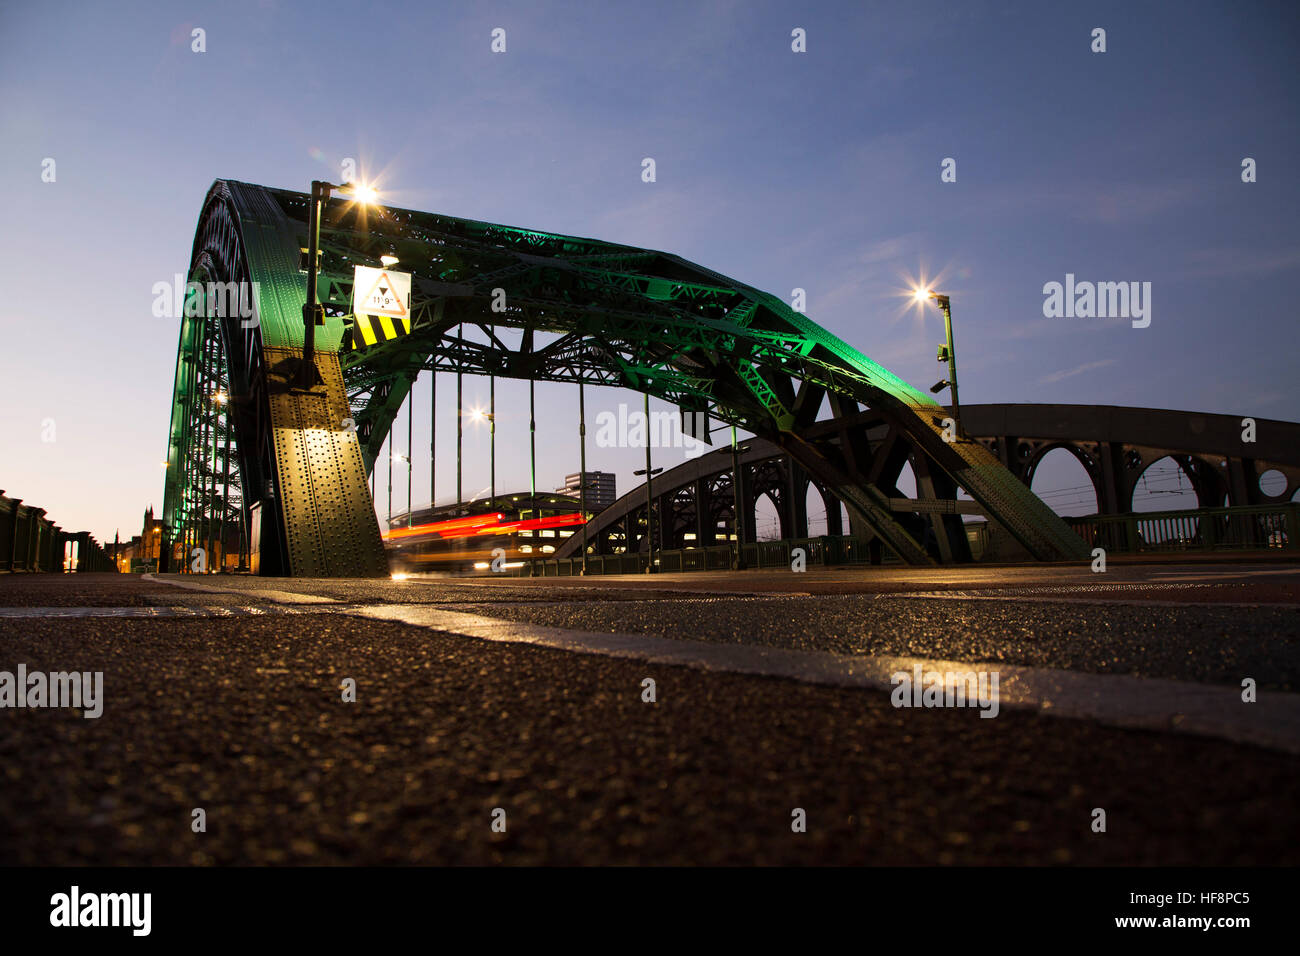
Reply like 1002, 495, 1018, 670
351, 265, 411, 319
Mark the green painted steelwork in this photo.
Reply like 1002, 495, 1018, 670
163, 180, 1090, 574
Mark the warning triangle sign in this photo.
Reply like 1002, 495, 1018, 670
351, 265, 411, 319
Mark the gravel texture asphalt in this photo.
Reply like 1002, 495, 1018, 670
1, 571, 1296, 865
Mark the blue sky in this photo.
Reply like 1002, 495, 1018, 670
2, 0, 1297, 540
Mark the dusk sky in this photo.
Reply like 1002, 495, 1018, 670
2, 0, 1297, 542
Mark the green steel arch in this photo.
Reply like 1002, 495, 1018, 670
162, 179, 1090, 575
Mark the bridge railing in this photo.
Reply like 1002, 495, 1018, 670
520, 537, 870, 576
1066, 503, 1300, 554
511, 505, 1297, 576
1, 490, 118, 572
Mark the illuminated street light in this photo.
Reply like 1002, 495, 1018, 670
467, 407, 497, 500
379, 254, 400, 268
299, 179, 381, 390
913, 288, 962, 437
388, 450, 409, 526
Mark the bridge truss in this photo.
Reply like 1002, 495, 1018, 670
162, 180, 1091, 575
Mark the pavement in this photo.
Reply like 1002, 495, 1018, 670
0, 561, 1297, 865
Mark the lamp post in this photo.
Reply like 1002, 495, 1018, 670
490, 321, 496, 503
299, 179, 378, 391
634, 465, 663, 572
637, 390, 662, 573
406, 395, 413, 528
914, 288, 961, 437
578, 382, 588, 575
390, 450, 409, 528
730, 427, 751, 569
456, 332, 463, 513
468, 407, 495, 501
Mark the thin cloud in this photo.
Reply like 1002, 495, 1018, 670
1039, 358, 1117, 385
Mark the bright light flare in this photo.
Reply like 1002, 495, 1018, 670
351, 183, 379, 205
912, 287, 932, 303
390, 572, 410, 581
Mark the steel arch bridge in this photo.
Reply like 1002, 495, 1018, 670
553, 404, 1300, 562
162, 179, 1090, 575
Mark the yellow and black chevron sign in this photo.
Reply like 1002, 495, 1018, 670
345, 312, 412, 351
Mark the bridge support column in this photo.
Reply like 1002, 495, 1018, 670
736, 464, 756, 549
1228, 457, 1260, 507
694, 478, 713, 547
260, 346, 388, 576
1097, 442, 1126, 515
788, 459, 808, 539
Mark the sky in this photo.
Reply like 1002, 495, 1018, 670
1, 0, 1298, 542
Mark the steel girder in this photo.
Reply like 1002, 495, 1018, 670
165, 180, 1090, 570
163, 181, 387, 576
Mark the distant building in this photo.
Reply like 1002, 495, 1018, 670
556, 471, 616, 512
137, 506, 165, 568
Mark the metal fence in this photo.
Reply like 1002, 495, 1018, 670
1068, 503, 1300, 554
506, 505, 1295, 577
1, 489, 116, 572
515, 535, 870, 576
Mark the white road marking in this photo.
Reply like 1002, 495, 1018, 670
348, 603, 1300, 755
1148, 567, 1300, 582
885, 588, 1300, 609
0, 604, 306, 618
422, 579, 813, 598
134, 576, 1300, 754
141, 574, 341, 604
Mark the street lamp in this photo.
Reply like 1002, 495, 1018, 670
914, 288, 962, 437
468, 407, 497, 502
299, 179, 380, 390
731, 429, 751, 569
389, 450, 409, 527
634, 464, 664, 573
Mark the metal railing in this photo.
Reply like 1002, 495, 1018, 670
1, 489, 117, 572
1067, 503, 1300, 554
507, 505, 1296, 576
517, 536, 870, 576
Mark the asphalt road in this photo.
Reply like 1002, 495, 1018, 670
1, 565, 1297, 865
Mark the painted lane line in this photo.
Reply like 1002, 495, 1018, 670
141, 574, 341, 604
346, 603, 1300, 755
137, 577, 1300, 753
884, 590, 1300, 609
420, 579, 813, 598
0, 605, 313, 619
